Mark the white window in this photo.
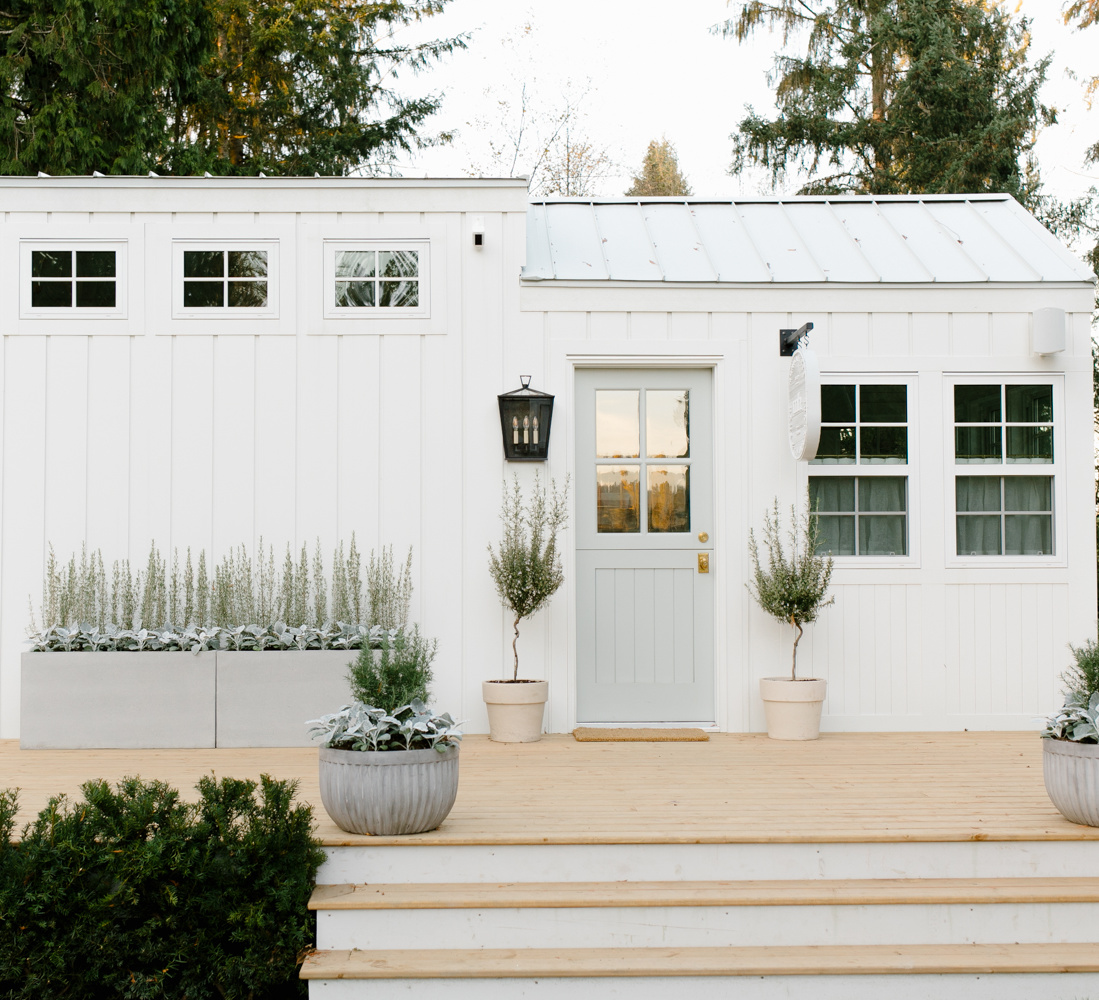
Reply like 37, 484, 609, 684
808, 381, 911, 557
323, 241, 429, 319
20, 242, 126, 318
172, 241, 279, 319
952, 381, 1055, 556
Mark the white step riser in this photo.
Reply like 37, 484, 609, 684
317, 901, 1099, 950
318, 840, 1099, 885
308, 972, 1099, 1000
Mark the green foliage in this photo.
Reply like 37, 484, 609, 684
625, 136, 693, 197
0, 0, 463, 176
487, 474, 569, 681
1064, 637, 1099, 705
32, 535, 406, 633
747, 498, 835, 681
347, 624, 437, 713
0, 774, 323, 998
0, 0, 212, 174
720, 0, 1053, 203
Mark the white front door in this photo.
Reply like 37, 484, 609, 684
574, 369, 714, 723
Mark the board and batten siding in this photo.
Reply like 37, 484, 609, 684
525, 287, 1097, 733
0, 179, 535, 738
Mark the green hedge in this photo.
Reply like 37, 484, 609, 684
0, 774, 324, 999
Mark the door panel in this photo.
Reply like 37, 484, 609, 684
575, 369, 714, 723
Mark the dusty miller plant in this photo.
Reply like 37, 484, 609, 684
1042, 637, 1099, 743
747, 497, 834, 682
487, 474, 569, 681
306, 701, 463, 753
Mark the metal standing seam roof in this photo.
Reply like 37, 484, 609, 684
522, 195, 1095, 284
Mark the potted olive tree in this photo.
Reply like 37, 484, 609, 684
306, 626, 463, 835
1041, 638, 1099, 827
485, 474, 569, 743
747, 497, 834, 740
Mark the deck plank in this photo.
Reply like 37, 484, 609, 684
3, 732, 1096, 846
299, 942, 1099, 978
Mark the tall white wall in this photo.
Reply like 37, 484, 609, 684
0, 179, 533, 738
525, 286, 1097, 732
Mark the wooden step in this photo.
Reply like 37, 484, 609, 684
310, 877, 1099, 910
301, 942, 1099, 979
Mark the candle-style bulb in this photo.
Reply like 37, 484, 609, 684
512, 416, 519, 445
522, 414, 530, 444
532, 416, 539, 445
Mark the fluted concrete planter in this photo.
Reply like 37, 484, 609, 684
1043, 738, 1099, 827
318, 744, 460, 836
759, 677, 827, 741
482, 679, 548, 743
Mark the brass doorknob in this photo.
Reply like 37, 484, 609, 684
698, 532, 709, 543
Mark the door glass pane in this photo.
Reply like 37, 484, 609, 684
859, 427, 907, 464
957, 516, 1002, 555
1006, 384, 1052, 423
75, 281, 115, 307
31, 250, 70, 278
596, 465, 640, 533
647, 466, 689, 532
76, 251, 115, 277
860, 384, 906, 422
1006, 426, 1052, 463
955, 427, 1001, 463
821, 384, 855, 423
646, 390, 689, 458
183, 250, 224, 278
596, 391, 639, 458
955, 384, 1001, 422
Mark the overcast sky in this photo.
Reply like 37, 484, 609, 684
396, 0, 1098, 206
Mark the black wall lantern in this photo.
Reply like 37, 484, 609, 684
498, 376, 554, 461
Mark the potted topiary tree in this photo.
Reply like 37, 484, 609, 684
1041, 637, 1099, 827
484, 473, 569, 742
747, 497, 834, 740
306, 625, 463, 835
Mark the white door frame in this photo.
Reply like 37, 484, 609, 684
561, 352, 733, 732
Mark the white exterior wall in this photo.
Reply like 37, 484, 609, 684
521, 282, 1097, 733
2, 179, 1094, 737
0, 178, 532, 738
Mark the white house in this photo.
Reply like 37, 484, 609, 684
1, 177, 1094, 739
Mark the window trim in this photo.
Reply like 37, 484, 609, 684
322, 239, 430, 320
801, 374, 919, 566
19, 240, 127, 320
945, 374, 1064, 567
172, 240, 280, 320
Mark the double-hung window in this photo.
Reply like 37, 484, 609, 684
953, 382, 1055, 556
808, 381, 910, 557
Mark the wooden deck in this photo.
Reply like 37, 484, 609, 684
3, 732, 1097, 846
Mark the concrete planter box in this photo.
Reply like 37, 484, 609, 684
22, 648, 362, 749
215, 650, 356, 747
21, 651, 216, 749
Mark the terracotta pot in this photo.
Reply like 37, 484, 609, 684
1043, 738, 1099, 827
482, 679, 548, 743
759, 677, 827, 741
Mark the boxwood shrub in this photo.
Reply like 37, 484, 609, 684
0, 774, 324, 999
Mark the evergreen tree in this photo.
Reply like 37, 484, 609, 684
719, 0, 1052, 202
625, 137, 693, 196
0, 0, 464, 175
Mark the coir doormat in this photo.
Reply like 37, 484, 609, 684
572, 727, 710, 742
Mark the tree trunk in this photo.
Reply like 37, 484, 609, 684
790, 613, 803, 681
512, 616, 521, 681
